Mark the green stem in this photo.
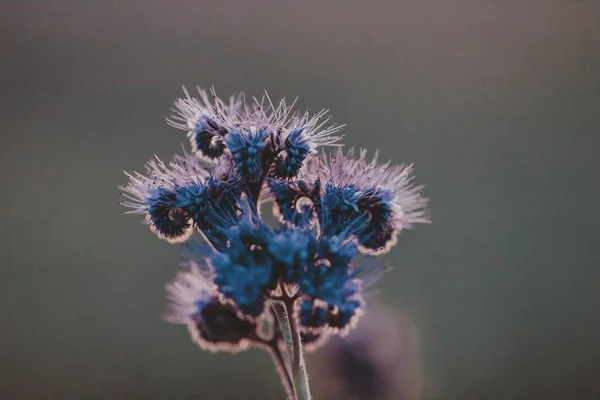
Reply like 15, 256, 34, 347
283, 298, 312, 400
267, 341, 294, 400
269, 301, 295, 398
271, 301, 293, 358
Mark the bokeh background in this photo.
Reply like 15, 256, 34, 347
2, 1, 600, 399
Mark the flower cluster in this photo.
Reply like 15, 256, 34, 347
119, 87, 429, 397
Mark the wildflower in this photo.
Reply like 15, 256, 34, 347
267, 227, 316, 283
295, 236, 364, 334
267, 156, 322, 228
163, 267, 259, 352
167, 87, 241, 159
119, 154, 207, 243
119, 154, 242, 247
210, 219, 276, 319
320, 148, 430, 254
273, 101, 346, 151
169, 87, 345, 175
272, 128, 312, 180
119, 87, 429, 400
225, 126, 269, 181
173, 177, 242, 249
268, 185, 320, 229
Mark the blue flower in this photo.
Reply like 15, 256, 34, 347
320, 182, 366, 237
175, 178, 242, 250
189, 116, 227, 159
277, 104, 345, 150
120, 87, 431, 362
320, 182, 398, 252
354, 187, 397, 252
167, 87, 242, 159
212, 251, 273, 319
225, 127, 268, 181
273, 129, 311, 180
144, 187, 194, 243
119, 155, 239, 244
267, 228, 316, 283
163, 268, 259, 353
315, 235, 359, 270
210, 220, 276, 319
298, 286, 363, 334
295, 236, 364, 333
320, 148, 430, 254
268, 178, 321, 228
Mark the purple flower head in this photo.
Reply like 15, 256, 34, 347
119, 154, 242, 247
320, 148, 430, 254
267, 178, 321, 230
210, 216, 277, 320
224, 126, 269, 181
177, 199, 384, 333
167, 87, 242, 159
163, 267, 260, 353
271, 98, 346, 151
168, 88, 345, 180
119, 154, 209, 243
119, 87, 430, 398
295, 235, 365, 334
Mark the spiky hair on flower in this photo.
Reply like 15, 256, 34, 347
172, 194, 383, 334
166, 87, 243, 159
167, 87, 345, 182
119, 86, 430, 400
163, 267, 261, 353
209, 214, 278, 321
295, 235, 389, 336
265, 156, 322, 229
119, 153, 241, 246
119, 154, 206, 243
265, 98, 346, 180
320, 147, 430, 255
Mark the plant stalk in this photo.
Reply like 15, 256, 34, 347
283, 298, 312, 400
267, 342, 294, 400
269, 301, 295, 398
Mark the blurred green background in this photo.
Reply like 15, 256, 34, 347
2, 1, 600, 399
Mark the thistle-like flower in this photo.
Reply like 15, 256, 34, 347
163, 267, 260, 353
119, 87, 429, 400
167, 87, 241, 159
321, 148, 430, 254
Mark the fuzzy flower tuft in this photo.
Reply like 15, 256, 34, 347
163, 267, 259, 353
295, 236, 365, 334
320, 148, 430, 254
210, 218, 276, 319
268, 178, 321, 229
225, 126, 269, 181
167, 87, 241, 159
119, 154, 209, 243
119, 87, 430, 397
119, 153, 243, 247
272, 129, 312, 180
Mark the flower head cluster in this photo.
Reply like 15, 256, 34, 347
119, 87, 429, 358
